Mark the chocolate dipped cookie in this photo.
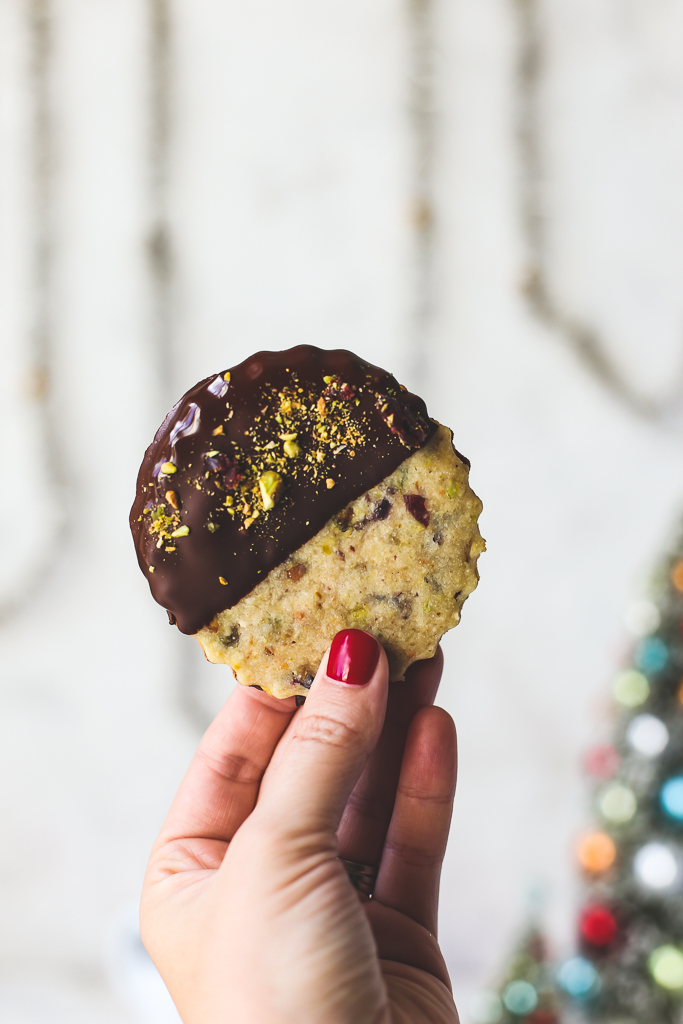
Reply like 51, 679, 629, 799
130, 346, 484, 698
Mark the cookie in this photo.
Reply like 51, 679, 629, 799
130, 346, 484, 698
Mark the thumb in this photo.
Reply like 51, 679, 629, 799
254, 630, 389, 837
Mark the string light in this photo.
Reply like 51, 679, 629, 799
661, 777, 683, 822
599, 784, 637, 824
634, 843, 679, 890
613, 670, 649, 708
649, 946, 683, 990
577, 832, 616, 873
626, 715, 669, 757
502, 980, 538, 1015
556, 957, 600, 1000
634, 637, 668, 674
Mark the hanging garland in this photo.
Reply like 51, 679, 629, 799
0, 0, 70, 629
514, 0, 683, 425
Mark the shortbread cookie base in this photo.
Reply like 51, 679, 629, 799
196, 424, 484, 698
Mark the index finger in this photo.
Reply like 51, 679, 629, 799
159, 684, 298, 845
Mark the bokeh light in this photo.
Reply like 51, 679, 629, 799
557, 957, 601, 1000
625, 599, 661, 637
661, 777, 683, 822
613, 670, 650, 708
577, 832, 616, 873
469, 991, 503, 1024
634, 843, 679, 890
649, 946, 683, 990
502, 980, 538, 1015
583, 744, 619, 778
626, 715, 669, 757
579, 904, 618, 946
599, 784, 637, 824
671, 561, 683, 593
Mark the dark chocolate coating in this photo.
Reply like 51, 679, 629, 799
130, 346, 439, 634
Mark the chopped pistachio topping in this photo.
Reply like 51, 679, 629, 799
259, 470, 283, 510
160, 461, 176, 475
171, 525, 190, 538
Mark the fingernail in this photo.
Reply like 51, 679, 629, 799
327, 630, 380, 686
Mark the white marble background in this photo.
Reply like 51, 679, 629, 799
2, 1, 683, 1021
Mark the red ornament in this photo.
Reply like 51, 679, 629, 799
524, 1012, 556, 1024
583, 744, 619, 779
580, 904, 618, 946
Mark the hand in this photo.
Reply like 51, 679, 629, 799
141, 630, 459, 1024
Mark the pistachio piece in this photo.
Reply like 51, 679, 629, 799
259, 470, 283, 510
212, 425, 224, 435
279, 432, 298, 441
207, 522, 220, 533
171, 525, 190, 538
160, 461, 176, 475
219, 576, 228, 585
165, 489, 179, 509
283, 439, 300, 458
326, 478, 335, 489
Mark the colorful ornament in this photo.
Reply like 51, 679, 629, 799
634, 637, 668, 674
626, 714, 669, 757
648, 945, 683, 990
612, 670, 649, 708
469, 991, 502, 1024
577, 832, 616, 873
660, 777, 683, 822
583, 744, 619, 778
633, 842, 679, 890
625, 599, 661, 637
502, 980, 538, 1015
579, 904, 618, 946
599, 784, 637, 824
556, 957, 600, 1000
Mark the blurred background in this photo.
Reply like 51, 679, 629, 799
2, 0, 683, 1020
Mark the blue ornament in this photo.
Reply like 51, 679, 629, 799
557, 957, 601, 1000
661, 777, 683, 822
635, 637, 668, 674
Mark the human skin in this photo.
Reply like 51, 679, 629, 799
141, 631, 460, 1024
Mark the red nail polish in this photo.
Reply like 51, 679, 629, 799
327, 630, 380, 686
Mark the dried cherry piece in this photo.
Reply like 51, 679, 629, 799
204, 451, 242, 488
404, 493, 430, 526
375, 394, 430, 446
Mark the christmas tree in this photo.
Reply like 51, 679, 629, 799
469, 536, 683, 1024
